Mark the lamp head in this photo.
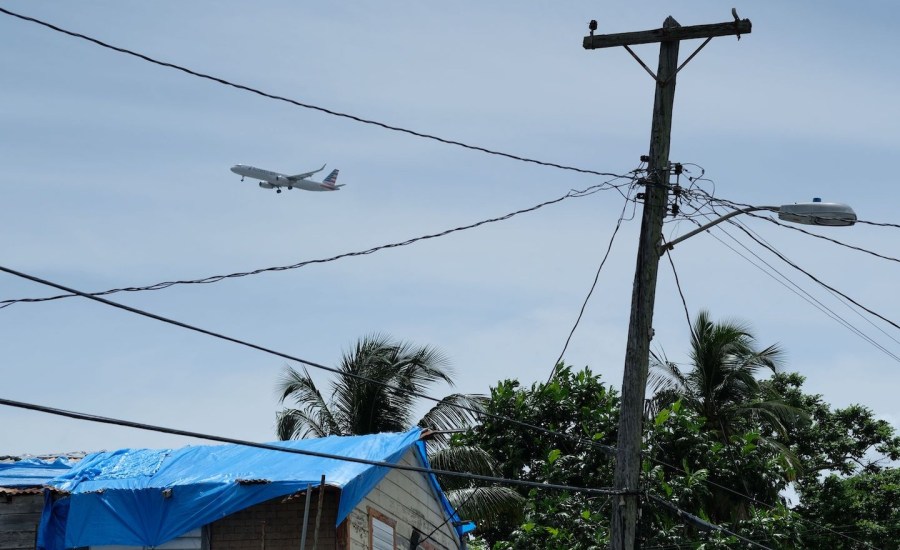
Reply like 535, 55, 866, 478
777, 200, 857, 227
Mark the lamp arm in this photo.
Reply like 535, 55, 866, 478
660, 206, 778, 254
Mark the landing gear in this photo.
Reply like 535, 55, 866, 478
276, 189, 282, 193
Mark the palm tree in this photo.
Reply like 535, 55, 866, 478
275, 334, 523, 530
649, 310, 806, 522
275, 334, 485, 439
649, 310, 800, 441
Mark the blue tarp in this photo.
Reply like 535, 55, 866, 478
37, 428, 468, 549
0, 457, 75, 488
415, 441, 476, 536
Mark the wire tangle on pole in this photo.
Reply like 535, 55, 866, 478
0, 6, 630, 179
0, 174, 639, 310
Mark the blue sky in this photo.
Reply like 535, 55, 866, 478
1, 1, 899, 455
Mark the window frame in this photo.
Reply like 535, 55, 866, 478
367, 506, 397, 550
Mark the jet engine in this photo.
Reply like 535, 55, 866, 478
259, 182, 275, 189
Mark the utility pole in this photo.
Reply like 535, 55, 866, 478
583, 14, 751, 550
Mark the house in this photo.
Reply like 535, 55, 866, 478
0, 454, 82, 550
3, 429, 473, 550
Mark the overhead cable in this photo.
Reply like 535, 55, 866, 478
0, 396, 619, 496
662, 246, 694, 340
2, 265, 873, 546
0, 6, 627, 179
682, 208, 900, 363
708, 197, 900, 265
723, 220, 900, 333
549, 188, 633, 381
0, 263, 616, 458
0, 177, 637, 310
648, 494, 773, 550
856, 219, 900, 229
727, 215, 900, 350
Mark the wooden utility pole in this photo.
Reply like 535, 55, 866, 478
583, 14, 751, 550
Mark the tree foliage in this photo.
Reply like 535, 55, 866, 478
465, 357, 899, 547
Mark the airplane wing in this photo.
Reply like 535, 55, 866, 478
287, 164, 326, 181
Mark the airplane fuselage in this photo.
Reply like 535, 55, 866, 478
230, 164, 340, 192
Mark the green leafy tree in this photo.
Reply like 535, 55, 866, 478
461, 364, 620, 547
768, 372, 900, 548
466, 364, 801, 548
796, 469, 900, 548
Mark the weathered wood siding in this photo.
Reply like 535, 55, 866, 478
345, 449, 461, 550
208, 488, 340, 550
0, 493, 42, 550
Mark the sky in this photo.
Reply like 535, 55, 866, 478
1, 1, 898, 456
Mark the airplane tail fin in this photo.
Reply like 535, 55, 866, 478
323, 169, 339, 185
321, 169, 344, 189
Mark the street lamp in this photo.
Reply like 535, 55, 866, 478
663, 198, 857, 252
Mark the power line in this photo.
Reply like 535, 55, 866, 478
857, 219, 900, 229
0, 396, 619, 497
0, 177, 637, 310
678, 197, 900, 363
0, 6, 629, 179
0, 262, 617, 459
707, 197, 900, 266
722, 219, 900, 333
727, 215, 900, 351
549, 188, 634, 381
690, 213, 900, 364
1, 261, 876, 547
648, 493, 773, 550
662, 245, 694, 340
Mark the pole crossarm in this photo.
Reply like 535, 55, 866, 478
583, 19, 751, 49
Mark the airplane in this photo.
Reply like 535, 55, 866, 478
230, 164, 343, 193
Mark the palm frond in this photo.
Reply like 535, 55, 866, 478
275, 366, 342, 438
418, 393, 486, 435
275, 408, 334, 440
446, 486, 526, 531
429, 445, 498, 480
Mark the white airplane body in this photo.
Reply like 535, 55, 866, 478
230, 164, 343, 193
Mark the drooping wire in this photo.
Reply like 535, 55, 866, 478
706, 196, 900, 265
680, 205, 900, 364
727, 214, 900, 350
648, 493, 774, 550
420, 486, 481, 546
548, 188, 634, 381
0, 174, 638, 310
0, 6, 629, 180
661, 246, 694, 340
1, 258, 878, 547
0, 396, 618, 496
722, 219, 900, 333
0, 262, 616, 459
